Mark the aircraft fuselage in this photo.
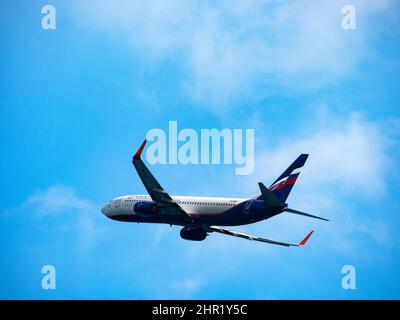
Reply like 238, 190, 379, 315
101, 194, 284, 227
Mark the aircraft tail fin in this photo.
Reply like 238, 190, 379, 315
266, 154, 309, 203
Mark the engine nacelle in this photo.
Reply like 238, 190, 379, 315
133, 201, 159, 216
180, 227, 207, 241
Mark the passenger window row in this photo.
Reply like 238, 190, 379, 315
124, 199, 236, 206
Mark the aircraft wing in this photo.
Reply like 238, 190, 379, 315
132, 139, 190, 218
207, 226, 314, 247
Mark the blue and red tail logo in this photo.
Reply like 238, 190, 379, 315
269, 167, 301, 191
266, 154, 309, 203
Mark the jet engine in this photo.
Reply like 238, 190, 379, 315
133, 201, 159, 216
180, 227, 207, 241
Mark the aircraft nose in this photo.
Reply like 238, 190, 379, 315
101, 205, 109, 216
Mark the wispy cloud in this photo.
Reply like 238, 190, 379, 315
26, 185, 94, 217
151, 225, 172, 247
240, 111, 399, 257
253, 112, 389, 196
169, 278, 206, 297
71, 0, 397, 109
23, 185, 106, 255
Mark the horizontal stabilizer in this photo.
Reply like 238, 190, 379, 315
285, 208, 329, 221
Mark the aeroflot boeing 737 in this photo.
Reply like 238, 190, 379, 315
101, 140, 329, 247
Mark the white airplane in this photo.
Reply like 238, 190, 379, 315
101, 140, 328, 247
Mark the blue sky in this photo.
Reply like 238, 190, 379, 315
1, 0, 400, 299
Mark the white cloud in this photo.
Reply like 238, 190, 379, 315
26, 185, 94, 217
71, 0, 396, 108
170, 278, 206, 297
253, 112, 388, 196
238, 112, 399, 256
151, 225, 172, 247
24, 185, 106, 255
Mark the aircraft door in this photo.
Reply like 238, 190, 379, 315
114, 199, 121, 207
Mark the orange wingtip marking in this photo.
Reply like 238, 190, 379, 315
133, 139, 147, 160
299, 230, 314, 246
